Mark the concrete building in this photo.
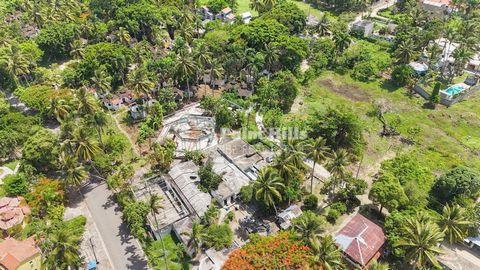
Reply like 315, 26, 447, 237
351, 20, 374, 37
0, 237, 41, 270
421, 0, 452, 18
169, 161, 212, 218
277, 204, 302, 230
334, 214, 386, 269
241, 12, 252, 24
207, 138, 270, 207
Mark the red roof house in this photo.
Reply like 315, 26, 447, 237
334, 214, 386, 268
0, 237, 41, 270
0, 197, 30, 232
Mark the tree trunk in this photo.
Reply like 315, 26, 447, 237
311, 161, 316, 194
379, 204, 383, 213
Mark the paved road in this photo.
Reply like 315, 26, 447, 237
82, 179, 149, 270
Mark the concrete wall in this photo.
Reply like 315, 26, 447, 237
414, 84, 480, 107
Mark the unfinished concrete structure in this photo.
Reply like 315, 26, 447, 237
168, 115, 216, 151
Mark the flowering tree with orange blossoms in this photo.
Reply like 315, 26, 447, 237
222, 232, 311, 270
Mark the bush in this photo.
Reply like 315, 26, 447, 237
392, 64, 416, 86
303, 194, 318, 210
225, 211, 235, 223
330, 202, 347, 214
3, 174, 29, 196
203, 224, 233, 250
198, 161, 222, 192
240, 185, 253, 203
327, 209, 340, 223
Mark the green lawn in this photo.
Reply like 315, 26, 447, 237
199, 0, 324, 18
147, 233, 190, 270
289, 72, 480, 174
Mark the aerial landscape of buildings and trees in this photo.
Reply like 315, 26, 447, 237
0, 0, 479, 269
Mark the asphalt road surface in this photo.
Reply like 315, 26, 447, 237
82, 179, 149, 270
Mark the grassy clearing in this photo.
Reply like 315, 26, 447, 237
150, 233, 190, 270
199, 0, 323, 18
290, 71, 480, 176
2, 160, 19, 171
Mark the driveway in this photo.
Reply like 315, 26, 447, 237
82, 179, 150, 270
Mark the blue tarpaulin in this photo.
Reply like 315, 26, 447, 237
86, 260, 97, 270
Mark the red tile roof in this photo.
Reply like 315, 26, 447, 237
0, 237, 39, 270
0, 197, 30, 231
334, 214, 386, 266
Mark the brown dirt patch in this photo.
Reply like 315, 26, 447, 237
196, 84, 224, 99
318, 79, 371, 102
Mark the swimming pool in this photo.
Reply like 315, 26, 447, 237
444, 84, 467, 95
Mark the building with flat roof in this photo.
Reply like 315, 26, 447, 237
351, 20, 374, 37
169, 161, 212, 218
421, 0, 452, 17
277, 204, 302, 230
334, 214, 386, 268
0, 237, 41, 270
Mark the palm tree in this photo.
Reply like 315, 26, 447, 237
272, 149, 300, 187
70, 39, 85, 60
452, 46, 474, 77
395, 39, 416, 64
438, 204, 472, 245
310, 235, 345, 270
65, 127, 101, 162
117, 27, 132, 46
209, 61, 224, 91
263, 42, 280, 74
333, 31, 351, 54
253, 167, 285, 214
250, 0, 264, 13
43, 226, 83, 269
292, 211, 325, 247
316, 15, 331, 37
87, 111, 108, 147
185, 221, 205, 257
147, 194, 164, 230
58, 152, 88, 189
325, 149, 350, 198
369, 262, 390, 270
47, 97, 71, 123
175, 52, 198, 102
23, 0, 46, 27
76, 87, 98, 116
262, 0, 277, 11
128, 66, 155, 99
304, 137, 330, 193
91, 69, 112, 96
0, 44, 30, 85
394, 217, 444, 269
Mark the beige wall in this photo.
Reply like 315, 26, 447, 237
16, 253, 41, 270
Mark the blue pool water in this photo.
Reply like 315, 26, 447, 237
445, 84, 465, 95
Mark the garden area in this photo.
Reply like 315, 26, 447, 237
146, 233, 191, 270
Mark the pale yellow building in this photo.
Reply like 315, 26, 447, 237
0, 237, 41, 270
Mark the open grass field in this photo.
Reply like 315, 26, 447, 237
198, 0, 323, 18
288, 72, 480, 178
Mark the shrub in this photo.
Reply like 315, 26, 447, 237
225, 211, 235, 223
240, 185, 253, 203
303, 194, 318, 210
330, 202, 347, 214
3, 174, 29, 196
327, 209, 340, 223
203, 224, 233, 250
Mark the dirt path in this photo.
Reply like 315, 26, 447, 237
112, 114, 140, 156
